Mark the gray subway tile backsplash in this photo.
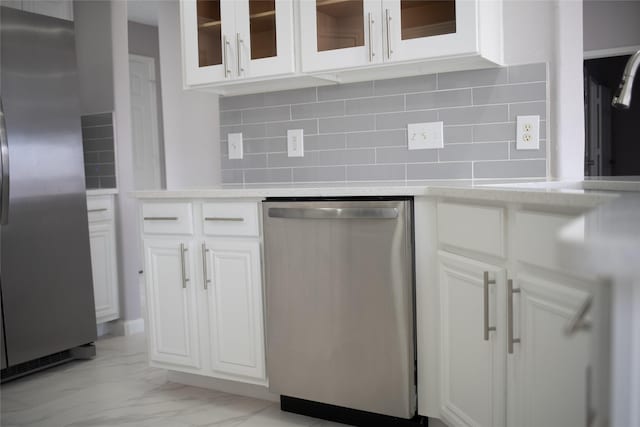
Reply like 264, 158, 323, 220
219, 63, 548, 184
406, 88, 471, 111
474, 159, 547, 179
373, 74, 437, 96
82, 112, 116, 189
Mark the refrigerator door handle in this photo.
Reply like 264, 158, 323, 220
0, 96, 9, 225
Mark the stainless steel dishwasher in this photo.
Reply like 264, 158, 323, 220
263, 198, 415, 420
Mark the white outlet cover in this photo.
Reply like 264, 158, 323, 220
287, 129, 304, 157
228, 133, 243, 159
408, 121, 444, 150
516, 115, 540, 150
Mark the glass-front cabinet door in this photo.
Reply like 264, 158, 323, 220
300, 0, 383, 72
382, 0, 477, 63
234, 0, 294, 79
181, 0, 294, 86
300, 0, 484, 73
182, 0, 236, 85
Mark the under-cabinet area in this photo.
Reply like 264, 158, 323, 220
135, 186, 615, 427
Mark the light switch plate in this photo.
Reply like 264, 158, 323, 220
228, 133, 243, 159
516, 115, 540, 150
408, 122, 444, 150
287, 129, 304, 157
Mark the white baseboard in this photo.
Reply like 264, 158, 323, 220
101, 318, 145, 336
166, 371, 279, 403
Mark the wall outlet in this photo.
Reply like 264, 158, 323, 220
408, 122, 444, 150
228, 133, 243, 159
287, 129, 304, 157
516, 115, 540, 150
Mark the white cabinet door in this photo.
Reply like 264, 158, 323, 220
202, 239, 266, 382
89, 222, 119, 323
233, 0, 294, 79
182, 0, 237, 85
381, 0, 477, 63
144, 239, 200, 369
300, 0, 382, 72
509, 273, 592, 427
439, 251, 506, 427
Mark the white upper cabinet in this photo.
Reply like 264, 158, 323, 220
299, 0, 383, 72
181, 0, 294, 86
299, 0, 502, 74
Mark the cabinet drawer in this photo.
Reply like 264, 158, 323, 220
514, 211, 583, 271
437, 202, 505, 258
142, 203, 194, 235
87, 196, 113, 223
202, 202, 259, 237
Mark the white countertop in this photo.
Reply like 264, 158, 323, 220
87, 188, 118, 196
133, 179, 621, 208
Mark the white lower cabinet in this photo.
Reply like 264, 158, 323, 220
87, 194, 119, 324
141, 200, 266, 386
509, 273, 594, 427
438, 251, 506, 427
144, 239, 201, 370
430, 201, 605, 427
202, 239, 266, 381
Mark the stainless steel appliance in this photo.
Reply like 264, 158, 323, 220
263, 198, 415, 419
0, 7, 96, 379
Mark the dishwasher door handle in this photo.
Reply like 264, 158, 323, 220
267, 207, 399, 220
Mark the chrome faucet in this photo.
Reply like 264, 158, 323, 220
612, 50, 640, 109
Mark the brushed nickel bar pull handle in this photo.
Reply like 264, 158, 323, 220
268, 207, 398, 220
223, 35, 231, 78
201, 242, 210, 290
88, 208, 108, 213
507, 279, 521, 354
0, 96, 10, 226
483, 271, 497, 341
385, 9, 392, 59
204, 217, 244, 222
236, 33, 244, 76
565, 295, 593, 336
367, 12, 375, 62
144, 216, 178, 221
180, 243, 189, 289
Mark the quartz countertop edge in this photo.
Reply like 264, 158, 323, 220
132, 182, 616, 208
559, 191, 640, 279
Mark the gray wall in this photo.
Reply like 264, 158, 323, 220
74, 0, 114, 115
220, 63, 548, 184
128, 20, 166, 187
584, 1, 640, 52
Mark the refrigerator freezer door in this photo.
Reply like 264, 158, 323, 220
0, 8, 96, 366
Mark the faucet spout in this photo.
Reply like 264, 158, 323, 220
612, 50, 640, 109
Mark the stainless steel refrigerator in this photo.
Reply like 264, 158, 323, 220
0, 7, 97, 379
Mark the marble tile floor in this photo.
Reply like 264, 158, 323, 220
0, 333, 346, 427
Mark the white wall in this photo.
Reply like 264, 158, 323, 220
112, 0, 142, 323
157, 0, 220, 189
584, 0, 640, 53
503, 0, 584, 179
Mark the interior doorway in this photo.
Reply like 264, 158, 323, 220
584, 54, 640, 176
129, 54, 163, 190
